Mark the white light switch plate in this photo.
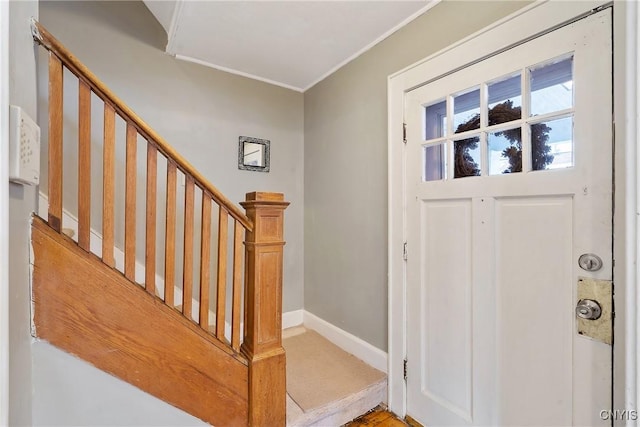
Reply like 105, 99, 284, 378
9, 105, 40, 186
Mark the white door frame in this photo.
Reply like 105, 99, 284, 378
0, 0, 10, 426
387, 0, 639, 422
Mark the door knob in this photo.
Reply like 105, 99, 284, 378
576, 299, 602, 320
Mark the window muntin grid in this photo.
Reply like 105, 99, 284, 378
422, 55, 574, 181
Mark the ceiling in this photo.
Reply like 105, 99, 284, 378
143, 1, 437, 92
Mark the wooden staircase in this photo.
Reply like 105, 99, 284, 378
30, 21, 288, 426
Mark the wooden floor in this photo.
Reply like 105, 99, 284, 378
343, 406, 408, 426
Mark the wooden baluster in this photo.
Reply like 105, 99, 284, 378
164, 162, 177, 306
125, 123, 137, 281
145, 143, 157, 295
182, 176, 195, 319
78, 80, 91, 250
243, 259, 248, 346
102, 104, 115, 267
216, 208, 229, 339
231, 221, 244, 351
199, 194, 212, 330
48, 54, 63, 232
241, 192, 289, 426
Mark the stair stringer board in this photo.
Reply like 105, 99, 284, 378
30, 216, 249, 426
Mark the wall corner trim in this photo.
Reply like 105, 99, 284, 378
302, 311, 388, 374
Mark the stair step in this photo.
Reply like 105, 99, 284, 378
283, 327, 386, 427
287, 379, 386, 427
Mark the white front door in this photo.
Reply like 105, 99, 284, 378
404, 10, 612, 426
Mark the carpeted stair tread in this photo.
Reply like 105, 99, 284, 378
283, 329, 386, 413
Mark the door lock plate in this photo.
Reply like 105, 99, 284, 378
576, 277, 612, 345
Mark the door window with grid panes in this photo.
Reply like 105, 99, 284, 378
422, 56, 574, 181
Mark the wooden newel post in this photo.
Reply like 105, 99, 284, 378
241, 192, 289, 426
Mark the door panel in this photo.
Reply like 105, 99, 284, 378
421, 200, 473, 421
405, 10, 612, 427
496, 196, 573, 426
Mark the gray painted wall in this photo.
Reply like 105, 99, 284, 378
32, 342, 207, 426
38, 1, 304, 312
304, 1, 532, 351
8, 1, 38, 425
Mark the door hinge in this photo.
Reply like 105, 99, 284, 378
404, 359, 408, 380
403, 123, 407, 144
403, 242, 407, 261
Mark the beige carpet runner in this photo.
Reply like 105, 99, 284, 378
283, 329, 385, 412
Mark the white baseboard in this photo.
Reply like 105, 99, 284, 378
282, 309, 304, 329
303, 311, 388, 373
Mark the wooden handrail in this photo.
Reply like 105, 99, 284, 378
31, 20, 252, 231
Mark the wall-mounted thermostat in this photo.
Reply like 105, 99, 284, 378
9, 105, 40, 186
